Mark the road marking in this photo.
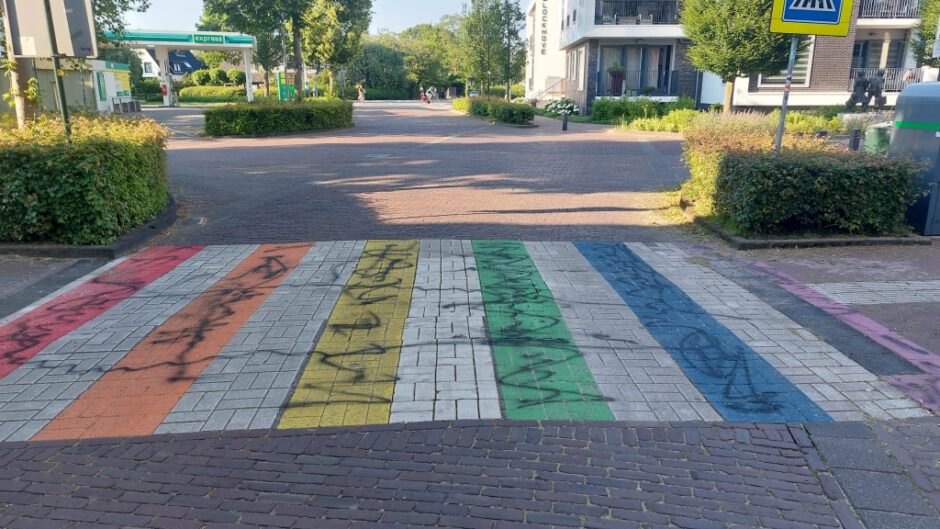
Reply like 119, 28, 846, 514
391, 240, 501, 422
279, 240, 419, 428
0, 246, 203, 381
33, 244, 310, 441
473, 240, 613, 420
578, 242, 831, 423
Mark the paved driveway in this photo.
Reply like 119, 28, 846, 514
151, 102, 689, 244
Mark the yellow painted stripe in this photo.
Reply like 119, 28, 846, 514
279, 240, 419, 428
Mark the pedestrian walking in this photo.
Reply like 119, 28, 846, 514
357, 83, 366, 103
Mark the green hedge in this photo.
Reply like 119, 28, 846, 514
452, 97, 534, 125
717, 150, 922, 235
180, 86, 246, 103
203, 100, 354, 136
591, 96, 696, 123
627, 108, 700, 133
0, 116, 169, 245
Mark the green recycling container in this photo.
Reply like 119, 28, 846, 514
864, 123, 891, 155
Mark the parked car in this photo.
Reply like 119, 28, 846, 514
469, 90, 480, 97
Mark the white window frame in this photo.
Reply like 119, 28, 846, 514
758, 37, 816, 88
577, 48, 586, 91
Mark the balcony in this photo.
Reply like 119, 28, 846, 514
598, 68, 697, 98
858, 0, 920, 18
849, 67, 923, 92
595, 0, 680, 25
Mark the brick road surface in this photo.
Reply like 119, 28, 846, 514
0, 421, 870, 529
153, 103, 689, 244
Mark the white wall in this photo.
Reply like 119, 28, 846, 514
526, 0, 567, 99
699, 73, 725, 106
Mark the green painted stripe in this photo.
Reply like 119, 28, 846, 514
472, 241, 614, 420
895, 120, 940, 131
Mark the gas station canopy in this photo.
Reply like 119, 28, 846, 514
102, 30, 257, 106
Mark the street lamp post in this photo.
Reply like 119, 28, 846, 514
41, 0, 71, 144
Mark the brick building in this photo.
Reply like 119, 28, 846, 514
526, 0, 937, 112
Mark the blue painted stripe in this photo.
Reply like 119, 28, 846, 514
575, 242, 832, 423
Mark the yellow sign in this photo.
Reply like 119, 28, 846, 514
113, 69, 131, 98
770, 0, 854, 37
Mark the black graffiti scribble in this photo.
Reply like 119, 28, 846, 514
587, 243, 784, 415
112, 246, 306, 384
292, 241, 418, 407
476, 241, 610, 410
0, 250, 199, 375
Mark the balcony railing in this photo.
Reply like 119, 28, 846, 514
849, 67, 924, 92
858, 0, 920, 18
595, 0, 680, 25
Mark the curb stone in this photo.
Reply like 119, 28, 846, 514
0, 194, 179, 260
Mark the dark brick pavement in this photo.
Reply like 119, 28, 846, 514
152, 103, 690, 245
0, 421, 864, 529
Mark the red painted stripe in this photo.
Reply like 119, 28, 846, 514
0, 246, 204, 380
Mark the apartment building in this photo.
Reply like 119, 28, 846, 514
526, 0, 936, 111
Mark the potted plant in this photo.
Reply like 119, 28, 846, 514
643, 85, 658, 96
607, 62, 625, 97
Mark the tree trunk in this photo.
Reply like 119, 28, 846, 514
264, 71, 270, 97
292, 20, 304, 99
723, 80, 734, 114
3, 12, 37, 128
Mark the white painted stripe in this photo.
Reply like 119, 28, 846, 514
157, 241, 365, 434
392, 240, 501, 422
809, 280, 940, 305
526, 241, 722, 422
0, 245, 258, 442
627, 243, 930, 422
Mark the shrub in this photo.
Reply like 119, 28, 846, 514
680, 112, 828, 215
228, 69, 247, 86
133, 78, 162, 101
590, 96, 696, 123
716, 150, 922, 236
768, 109, 841, 136
0, 116, 169, 245
544, 98, 580, 116
452, 97, 534, 124
193, 70, 212, 86
363, 87, 410, 100
203, 100, 354, 136
628, 108, 700, 132
209, 68, 229, 86
179, 86, 246, 103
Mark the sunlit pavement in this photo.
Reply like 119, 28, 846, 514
0, 104, 938, 528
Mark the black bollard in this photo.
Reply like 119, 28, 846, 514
849, 128, 862, 151
562, 113, 569, 131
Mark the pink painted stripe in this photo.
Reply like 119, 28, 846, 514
0, 246, 204, 380
747, 260, 940, 412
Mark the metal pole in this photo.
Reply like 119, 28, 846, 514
774, 36, 799, 155
42, 0, 71, 144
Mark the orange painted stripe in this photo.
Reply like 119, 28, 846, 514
33, 244, 311, 441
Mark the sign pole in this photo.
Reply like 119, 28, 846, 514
774, 36, 799, 155
42, 0, 71, 144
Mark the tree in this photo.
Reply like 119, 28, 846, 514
681, 0, 799, 112
399, 23, 452, 89
204, 0, 312, 97
198, 5, 282, 97
347, 37, 408, 89
911, 0, 940, 67
254, 30, 283, 96
193, 70, 212, 86
456, 0, 521, 96
2, 0, 150, 127
209, 68, 229, 85
228, 68, 247, 86
303, 0, 373, 95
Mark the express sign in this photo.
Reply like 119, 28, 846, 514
770, 0, 854, 37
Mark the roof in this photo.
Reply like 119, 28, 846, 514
145, 49, 204, 75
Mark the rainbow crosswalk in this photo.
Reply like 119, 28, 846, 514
0, 241, 931, 442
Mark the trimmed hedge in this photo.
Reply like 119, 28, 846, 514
679, 112, 922, 237
0, 116, 169, 245
203, 100, 354, 136
717, 151, 921, 235
180, 86, 246, 103
591, 96, 696, 123
452, 97, 534, 125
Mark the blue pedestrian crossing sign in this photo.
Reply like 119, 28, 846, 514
771, 0, 853, 36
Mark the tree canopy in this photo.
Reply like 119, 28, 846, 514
681, 0, 799, 110
912, 0, 940, 67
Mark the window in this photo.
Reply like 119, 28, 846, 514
577, 49, 585, 90
759, 38, 814, 87
573, 9, 577, 22
143, 63, 152, 74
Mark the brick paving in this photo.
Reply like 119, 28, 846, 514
0, 421, 862, 529
154, 103, 689, 245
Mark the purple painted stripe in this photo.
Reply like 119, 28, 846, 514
746, 260, 940, 413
